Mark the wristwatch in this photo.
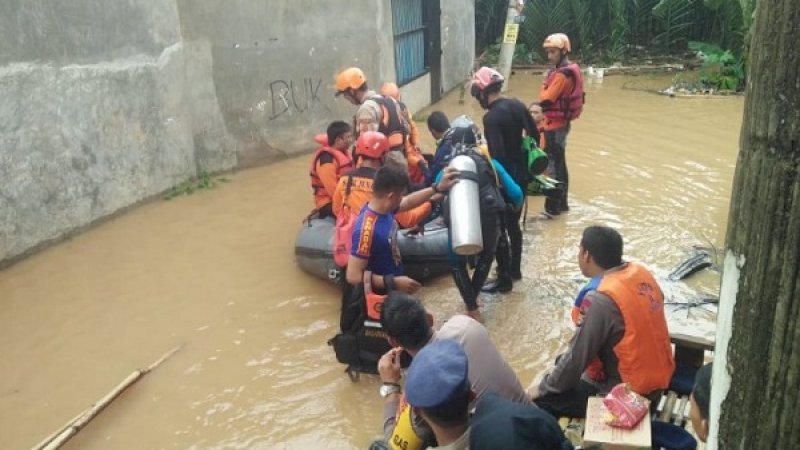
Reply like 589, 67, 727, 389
379, 382, 402, 397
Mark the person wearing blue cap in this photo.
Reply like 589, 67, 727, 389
405, 339, 473, 450
377, 292, 530, 450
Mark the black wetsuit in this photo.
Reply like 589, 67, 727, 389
483, 98, 539, 280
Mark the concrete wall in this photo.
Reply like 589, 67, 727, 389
0, 0, 473, 265
441, 0, 476, 94
0, 0, 202, 264
399, 75, 432, 115
175, 0, 393, 167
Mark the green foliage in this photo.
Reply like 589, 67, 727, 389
651, 0, 695, 49
163, 170, 231, 200
688, 41, 745, 90
475, 0, 509, 50
481, 41, 543, 66
475, 0, 754, 74
608, 0, 631, 61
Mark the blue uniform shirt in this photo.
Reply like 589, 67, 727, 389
351, 205, 403, 276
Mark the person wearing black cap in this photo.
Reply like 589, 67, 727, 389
689, 363, 712, 442
404, 339, 473, 450
470, 394, 574, 450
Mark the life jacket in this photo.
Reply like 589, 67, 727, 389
394, 101, 426, 185
542, 63, 585, 121
363, 95, 409, 153
398, 101, 419, 147
333, 174, 357, 267
309, 146, 353, 205
389, 397, 425, 450
442, 144, 506, 222
572, 276, 606, 381
594, 262, 675, 394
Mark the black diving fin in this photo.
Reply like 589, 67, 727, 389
668, 250, 713, 281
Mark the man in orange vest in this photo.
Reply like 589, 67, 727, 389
309, 121, 353, 218
539, 33, 584, 217
380, 82, 429, 186
529, 226, 675, 418
335, 68, 410, 171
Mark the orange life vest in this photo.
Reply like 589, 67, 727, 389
309, 146, 353, 205
363, 95, 408, 152
595, 262, 675, 394
542, 63, 585, 122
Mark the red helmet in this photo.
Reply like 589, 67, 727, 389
471, 67, 505, 91
355, 131, 389, 159
314, 133, 328, 146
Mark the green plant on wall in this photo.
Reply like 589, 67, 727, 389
163, 170, 231, 200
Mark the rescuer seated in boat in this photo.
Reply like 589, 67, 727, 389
335, 68, 410, 173
332, 131, 434, 230
434, 123, 523, 321
377, 292, 531, 449
529, 225, 675, 418
689, 363, 712, 442
308, 121, 353, 218
528, 103, 548, 151
381, 82, 429, 188
342, 166, 458, 332
426, 111, 452, 185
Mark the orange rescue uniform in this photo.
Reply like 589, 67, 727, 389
332, 166, 431, 228
538, 72, 574, 132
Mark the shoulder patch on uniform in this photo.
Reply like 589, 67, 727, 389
355, 212, 377, 257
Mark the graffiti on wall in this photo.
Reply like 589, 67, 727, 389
266, 78, 330, 120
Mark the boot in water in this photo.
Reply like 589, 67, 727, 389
481, 276, 513, 293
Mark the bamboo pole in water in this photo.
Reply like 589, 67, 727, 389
31, 345, 182, 450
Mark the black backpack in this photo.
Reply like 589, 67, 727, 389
328, 283, 410, 381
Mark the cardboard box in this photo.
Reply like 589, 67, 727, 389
583, 397, 651, 450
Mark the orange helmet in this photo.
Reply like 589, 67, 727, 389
380, 82, 401, 99
335, 67, 367, 94
355, 131, 389, 159
543, 33, 571, 53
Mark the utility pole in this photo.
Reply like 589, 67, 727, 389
496, 0, 525, 92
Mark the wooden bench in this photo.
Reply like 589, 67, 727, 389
558, 333, 715, 449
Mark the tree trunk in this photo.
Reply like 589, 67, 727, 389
712, 0, 800, 447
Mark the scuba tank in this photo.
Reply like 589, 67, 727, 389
448, 155, 483, 255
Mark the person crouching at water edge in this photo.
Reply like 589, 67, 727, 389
308, 121, 353, 219
529, 226, 674, 418
689, 363, 712, 443
341, 165, 458, 333
375, 292, 531, 450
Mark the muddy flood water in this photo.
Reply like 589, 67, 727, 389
1, 74, 742, 449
